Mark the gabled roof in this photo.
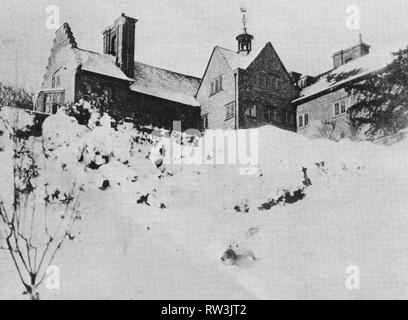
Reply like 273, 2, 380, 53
217, 44, 267, 70
73, 48, 201, 107
196, 43, 269, 95
293, 41, 408, 104
130, 62, 201, 107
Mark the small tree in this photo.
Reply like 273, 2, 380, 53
0, 112, 81, 300
344, 47, 408, 138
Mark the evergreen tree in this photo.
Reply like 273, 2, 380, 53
344, 47, 408, 138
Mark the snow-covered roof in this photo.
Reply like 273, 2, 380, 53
74, 48, 200, 107
293, 41, 408, 104
130, 62, 201, 107
74, 48, 134, 82
217, 44, 266, 70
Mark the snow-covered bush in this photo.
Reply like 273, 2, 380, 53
0, 112, 82, 300
302, 120, 335, 140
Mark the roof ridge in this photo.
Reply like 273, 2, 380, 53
76, 47, 105, 56
216, 45, 238, 54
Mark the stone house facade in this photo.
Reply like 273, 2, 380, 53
36, 14, 201, 131
36, 13, 298, 133
35, 13, 400, 138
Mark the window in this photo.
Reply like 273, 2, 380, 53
210, 75, 223, 96
267, 76, 274, 90
298, 113, 309, 128
276, 79, 282, 91
202, 114, 209, 129
341, 99, 346, 114
245, 105, 257, 118
43, 90, 65, 114
265, 76, 282, 92
51, 69, 62, 88
111, 35, 117, 55
259, 74, 267, 88
334, 102, 340, 116
264, 107, 272, 121
225, 101, 235, 120
333, 99, 347, 116
265, 107, 279, 122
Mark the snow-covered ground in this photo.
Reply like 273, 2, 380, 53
1, 106, 408, 300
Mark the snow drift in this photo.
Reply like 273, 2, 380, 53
1, 106, 408, 299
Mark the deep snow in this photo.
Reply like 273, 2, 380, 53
1, 106, 408, 300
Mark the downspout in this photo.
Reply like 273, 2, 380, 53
234, 70, 239, 130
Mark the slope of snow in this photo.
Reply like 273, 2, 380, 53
1, 107, 408, 299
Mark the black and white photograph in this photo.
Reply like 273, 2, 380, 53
1, 0, 408, 304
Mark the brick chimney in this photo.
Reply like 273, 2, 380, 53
103, 13, 137, 78
332, 33, 371, 69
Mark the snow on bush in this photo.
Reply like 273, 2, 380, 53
3, 106, 408, 299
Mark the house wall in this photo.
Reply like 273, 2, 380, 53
75, 71, 131, 109
238, 44, 298, 131
196, 49, 237, 130
40, 24, 79, 108
128, 91, 201, 131
76, 71, 200, 131
296, 88, 356, 140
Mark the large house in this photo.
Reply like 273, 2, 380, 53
35, 14, 201, 131
35, 13, 298, 132
293, 35, 400, 140
34, 13, 403, 138
196, 29, 298, 131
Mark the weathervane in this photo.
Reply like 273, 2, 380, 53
240, 6, 248, 32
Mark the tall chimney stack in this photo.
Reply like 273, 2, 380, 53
102, 13, 137, 78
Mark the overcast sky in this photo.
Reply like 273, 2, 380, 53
1, 0, 408, 92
